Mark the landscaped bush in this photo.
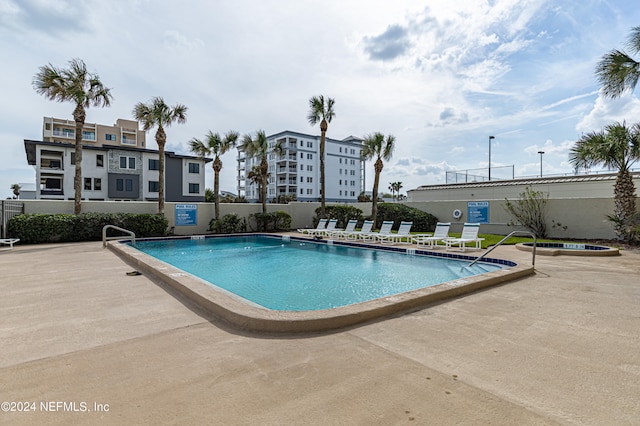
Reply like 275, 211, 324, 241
249, 211, 292, 232
7, 213, 168, 244
208, 213, 247, 233
374, 203, 438, 232
314, 205, 364, 228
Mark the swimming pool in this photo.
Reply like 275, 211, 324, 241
109, 234, 533, 332
132, 235, 503, 311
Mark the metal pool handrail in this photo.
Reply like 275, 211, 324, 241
102, 225, 136, 248
467, 230, 536, 268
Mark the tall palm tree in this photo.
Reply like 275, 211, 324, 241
33, 58, 112, 214
10, 183, 21, 199
242, 130, 284, 214
307, 95, 335, 218
133, 97, 187, 215
361, 132, 396, 225
189, 130, 239, 220
596, 26, 640, 99
389, 181, 403, 201
388, 183, 396, 201
569, 122, 640, 241
247, 165, 269, 206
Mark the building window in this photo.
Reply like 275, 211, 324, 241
307, 189, 313, 195
307, 153, 313, 160
148, 159, 159, 170
84, 178, 92, 190
125, 179, 133, 192
94, 178, 101, 191
339, 147, 342, 153
340, 158, 342, 164
300, 164, 304, 170
307, 177, 313, 183
189, 183, 200, 194
300, 152, 304, 159
96, 154, 104, 167
116, 179, 123, 191
70, 152, 76, 165
148, 181, 159, 192
300, 188, 303, 194
188, 163, 200, 174
105, 133, 117, 141
300, 176, 304, 182
307, 165, 312, 171
340, 190, 342, 196
82, 131, 96, 141
307, 141, 313, 148
339, 169, 342, 174
120, 156, 135, 169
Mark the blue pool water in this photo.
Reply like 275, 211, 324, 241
132, 235, 504, 311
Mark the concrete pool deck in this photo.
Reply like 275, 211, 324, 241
1, 240, 639, 425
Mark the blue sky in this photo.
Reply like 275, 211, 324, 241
2, 0, 640, 199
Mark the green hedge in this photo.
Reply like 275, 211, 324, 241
314, 205, 365, 228
375, 204, 438, 232
7, 213, 168, 244
249, 211, 292, 232
208, 213, 247, 233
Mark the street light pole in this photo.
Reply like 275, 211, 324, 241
538, 150, 544, 177
488, 136, 495, 181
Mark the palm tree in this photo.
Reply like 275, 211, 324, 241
133, 97, 187, 215
189, 130, 239, 220
388, 181, 403, 201
596, 26, 640, 99
247, 165, 269, 207
569, 122, 640, 241
241, 130, 283, 214
307, 95, 336, 218
33, 58, 112, 214
361, 132, 396, 225
10, 183, 21, 199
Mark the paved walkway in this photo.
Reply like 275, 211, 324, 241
1, 241, 639, 425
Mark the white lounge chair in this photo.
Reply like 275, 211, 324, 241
376, 221, 413, 244
345, 220, 374, 240
313, 219, 338, 237
0, 238, 20, 251
444, 223, 484, 252
297, 218, 328, 235
328, 219, 358, 239
412, 222, 451, 248
371, 221, 394, 243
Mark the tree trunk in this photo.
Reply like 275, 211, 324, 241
213, 157, 222, 220
72, 105, 86, 215
614, 169, 637, 240
319, 120, 327, 218
260, 158, 268, 214
371, 158, 383, 226
157, 126, 166, 215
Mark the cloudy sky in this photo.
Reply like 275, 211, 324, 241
2, 0, 640, 199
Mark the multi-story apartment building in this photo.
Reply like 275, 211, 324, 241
24, 117, 209, 202
237, 130, 365, 203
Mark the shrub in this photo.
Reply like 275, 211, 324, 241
208, 213, 247, 233
314, 205, 364, 228
374, 203, 438, 232
7, 213, 167, 244
249, 211, 292, 232
504, 187, 550, 238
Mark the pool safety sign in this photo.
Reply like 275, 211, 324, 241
467, 201, 489, 224
175, 204, 197, 226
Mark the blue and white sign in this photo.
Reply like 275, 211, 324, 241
175, 204, 197, 226
467, 201, 489, 224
